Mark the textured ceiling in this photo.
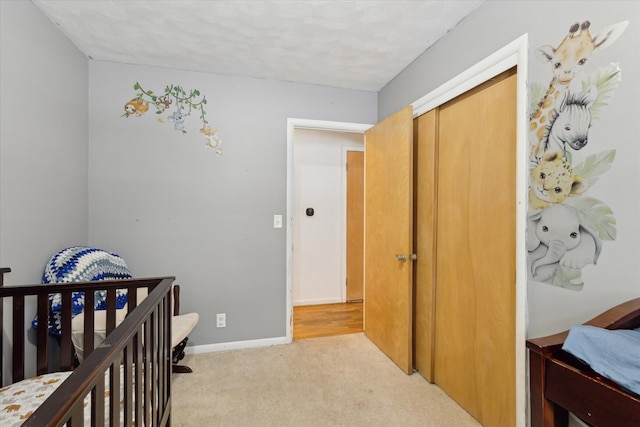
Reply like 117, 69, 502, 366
33, 0, 484, 92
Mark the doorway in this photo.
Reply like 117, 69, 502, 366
293, 301, 363, 340
286, 121, 372, 342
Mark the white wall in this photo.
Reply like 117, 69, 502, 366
292, 129, 363, 305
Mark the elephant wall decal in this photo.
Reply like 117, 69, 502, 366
527, 19, 625, 291
527, 204, 602, 286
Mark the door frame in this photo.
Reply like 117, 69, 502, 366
286, 119, 373, 342
411, 34, 529, 427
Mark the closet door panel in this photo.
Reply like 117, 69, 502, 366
434, 72, 517, 426
413, 110, 438, 381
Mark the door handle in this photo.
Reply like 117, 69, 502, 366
395, 254, 417, 262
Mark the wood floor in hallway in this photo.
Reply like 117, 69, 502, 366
293, 301, 363, 340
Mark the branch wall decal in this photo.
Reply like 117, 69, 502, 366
123, 82, 223, 156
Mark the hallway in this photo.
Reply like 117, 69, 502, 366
293, 301, 363, 340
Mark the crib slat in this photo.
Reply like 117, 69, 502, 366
60, 292, 73, 370
84, 290, 95, 359
144, 317, 151, 427
127, 285, 138, 313
159, 297, 168, 407
36, 293, 49, 375
110, 359, 121, 426
12, 294, 25, 382
106, 287, 116, 335
123, 342, 133, 427
150, 308, 157, 425
69, 403, 84, 427
165, 293, 172, 408
135, 330, 143, 427
93, 372, 105, 426
0, 267, 9, 387
0, 297, 2, 386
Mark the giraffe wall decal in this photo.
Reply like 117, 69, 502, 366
527, 19, 628, 290
529, 20, 628, 161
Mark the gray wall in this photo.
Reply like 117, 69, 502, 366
88, 61, 376, 346
379, 0, 640, 337
0, 0, 89, 284
0, 0, 88, 377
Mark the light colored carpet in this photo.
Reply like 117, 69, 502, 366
172, 333, 481, 426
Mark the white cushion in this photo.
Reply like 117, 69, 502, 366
172, 313, 199, 348
71, 287, 198, 362
71, 309, 127, 362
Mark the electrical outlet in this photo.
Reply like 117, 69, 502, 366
216, 313, 226, 328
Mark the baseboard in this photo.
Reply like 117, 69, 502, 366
184, 336, 289, 355
293, 297, 343, 306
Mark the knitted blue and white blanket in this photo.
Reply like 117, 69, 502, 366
33, 246, 132, 336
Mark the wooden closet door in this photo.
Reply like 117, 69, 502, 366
364, 106, 414, 374
434, 72, 517, 426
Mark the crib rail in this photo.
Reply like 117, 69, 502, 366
0, 274, 174, 426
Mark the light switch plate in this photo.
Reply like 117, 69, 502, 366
273, 214, 283, 228
216, 313, 226, 328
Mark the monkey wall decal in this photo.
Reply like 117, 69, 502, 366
122, 82, 222, 154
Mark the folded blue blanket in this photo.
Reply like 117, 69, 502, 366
563, 324, 640, 396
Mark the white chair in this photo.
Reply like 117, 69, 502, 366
170, 285, 199, 373
71, 285, 199, 373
